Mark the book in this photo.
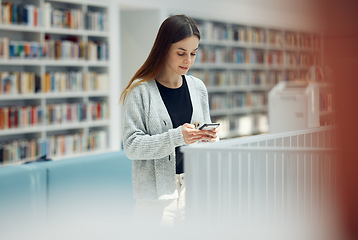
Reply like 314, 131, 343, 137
43, 2, 51, 28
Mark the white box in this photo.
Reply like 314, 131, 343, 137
268, 81, 319, 133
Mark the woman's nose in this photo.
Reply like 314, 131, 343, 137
184, 56, 191, 64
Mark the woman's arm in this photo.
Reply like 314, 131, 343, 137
122, 85, 186, 160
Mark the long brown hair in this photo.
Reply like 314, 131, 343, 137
119, 14, 201, 103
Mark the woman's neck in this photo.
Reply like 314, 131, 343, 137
156, 71, 182, 89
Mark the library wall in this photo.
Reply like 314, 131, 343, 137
117, 0, 321, 31
120, 9, 163, 94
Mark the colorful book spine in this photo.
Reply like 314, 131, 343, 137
45, 130, 108, 158
320, 92, 333, 112
265, 51, 284, 65
267, 30, 284, 47
45, 101, 108, 125
233, 26, 247, 42
1, 2, 42, 26
0, 138, 41, 164
209, 92, 266, 111
0, 71, 107, 94
0, 71, 41, 94
88, 101, 109, 121
285, 32, 298, 48
0, 37, 10, 59
3, 38, 109, 61
51, 8, 83, 29
0, 129, 109, 164
229, 71, 249, 86
46, 103, 87, 125
247, 28, 266, 44
246, 49, 265, 64
0, 105, 42, 130
86, 11, 108, 31
43, 71, 108, 93
252, 71, 267, 85
229, 48, 245, 64
285, 52, 299, 66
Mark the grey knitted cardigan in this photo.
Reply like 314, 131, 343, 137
122, 75, 212, 200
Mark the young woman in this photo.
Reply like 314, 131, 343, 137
120, 14, 219, 225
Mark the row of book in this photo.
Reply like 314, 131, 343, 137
1, 2, 41, 26
0, 71, 108, 95
191, 69, 313, 87
199, 22, 268, 43
267, 30, 285, 47
43, 71, 108, 93
46, 101, 109, 125
1, 2, 108, 31
85, 11, 108, 31
0, 130, 108, 164
47, 3, 108, 31
0, 37, 109, 61
211, 113, 269, 138
0, 72, 41, 94
320, 92, 334, 112
284, 52, 320, 66
252, 71, 273, 86
0, 105, 42, 130
285, 32, 321, 49
190, 70, 281, 87
209, 92, 267, 110
44, 71, 89, 93
284, 70, 308, 81
195, 48, 257, 64
247, 28, 266, 44
0, 138, 38, 164
0, 101, 108, 130
195, 48, 319, 66
197, 21, 321, 49
51, 7, 83, 29
268, 31, 322, 50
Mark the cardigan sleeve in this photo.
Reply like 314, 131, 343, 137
122, 83, 186, 160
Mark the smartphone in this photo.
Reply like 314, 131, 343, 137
198, 123, 220, 131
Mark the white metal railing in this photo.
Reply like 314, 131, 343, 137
182, 126, 337, 227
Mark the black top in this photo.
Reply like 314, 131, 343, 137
156, 75, 193, 174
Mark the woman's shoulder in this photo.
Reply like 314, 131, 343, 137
185, 74, 206, 89
133, 78, 154, 87
130, 79, 155, 93
185, 74, 207, 94
125, 79, 155, 103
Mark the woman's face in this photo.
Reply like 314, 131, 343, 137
165, 35, 199, 76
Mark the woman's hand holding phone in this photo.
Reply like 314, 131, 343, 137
198, 123, 219, 142
181, 123, 219, 144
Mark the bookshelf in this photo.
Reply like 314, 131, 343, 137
0, 0, 120, 165
188, 18, 324, 138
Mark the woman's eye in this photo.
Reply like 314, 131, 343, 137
191, 52, 197, 56
178, 52, 185, 56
